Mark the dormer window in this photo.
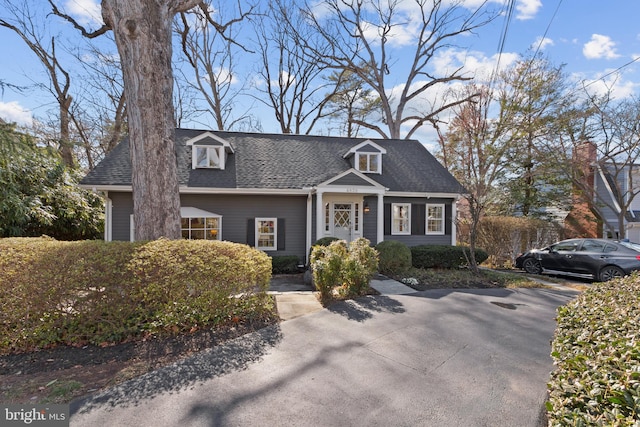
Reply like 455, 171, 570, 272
357, 152, 380, 173
186, 131, 234, 170
194, 145, 224, 169
344, 139, 386, 174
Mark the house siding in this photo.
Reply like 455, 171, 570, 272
379, 196, 454, 246
110, 192, 308, 260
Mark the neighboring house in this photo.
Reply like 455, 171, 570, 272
593, 161, 640, 241
565, 140, 640, 241
81, 129, 465, 263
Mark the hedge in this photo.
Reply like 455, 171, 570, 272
547, 274, 640, 425
375, 240, 412, 274
410, 245, 488, 269
0, 237, 272, 354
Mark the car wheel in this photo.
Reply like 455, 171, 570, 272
598, 265, 625, 282
522, 258, 542, 275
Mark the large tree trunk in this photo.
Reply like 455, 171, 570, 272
102, 0, 197, 240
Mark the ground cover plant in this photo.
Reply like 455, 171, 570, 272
391, 267, 545, 290
547, 274, 640, 425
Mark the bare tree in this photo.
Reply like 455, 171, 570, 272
294, 0, 498, 139
0, 1, 75, 167
252, 0, 338, 134
175, 0, 254, 130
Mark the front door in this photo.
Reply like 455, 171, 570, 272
333, 203, 353, 242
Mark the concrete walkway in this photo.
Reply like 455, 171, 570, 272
70, 286, 578, 427
270, 275, 415, 321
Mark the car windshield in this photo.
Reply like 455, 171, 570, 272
618, 241, 640, 252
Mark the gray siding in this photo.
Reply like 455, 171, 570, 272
110, 192, 134, 241
381, 197, 455, 246
110, 192, 308, 260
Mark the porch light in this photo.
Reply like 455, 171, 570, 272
364, 202, 370, 214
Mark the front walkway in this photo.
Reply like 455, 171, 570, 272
269, 274, 414, 320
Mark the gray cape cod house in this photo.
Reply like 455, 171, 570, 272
81, 129, 465, 263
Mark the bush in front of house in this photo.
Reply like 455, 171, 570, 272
410, 245, 488, 269
547, 275, 640, 425
310, 238, 378, 303
0, 237, 273, 354
375, 240, 412, 275
271, 255, 301, 274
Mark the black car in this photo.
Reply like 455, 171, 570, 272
515, 238, 640, 281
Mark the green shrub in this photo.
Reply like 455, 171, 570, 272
271, 255, 301, 274
410, 245, 488, 269
547, 274, 640, 425
310, 238, 378, 303
0, 237, 273, 354
375, 240, 412, 274
313, 237, 341, 246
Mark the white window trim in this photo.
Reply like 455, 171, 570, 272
356, 152, 382, 174
256, 217, 277, 251
392, 203, 411, 235
192, 145, 225, 170
426, 203, 445, 235
181, 215, 222, 240
130, 210, 223, 241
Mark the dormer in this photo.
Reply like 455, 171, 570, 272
343, 140, 387, 174
186, 132, 234, 170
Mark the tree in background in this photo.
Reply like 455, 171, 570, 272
438, 84, 515, 273
0, 122, 103, 239
251, 0, 337, 135
294, 0, 498, 139
499, 54, 574, 218
175, 0, 255, 130
325, 68, 381, 137
0, 1, 75, 167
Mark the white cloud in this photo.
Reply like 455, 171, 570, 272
0, 101, 32, 126
516, 0, 542, 20
64, 0, 103, 27
432, 48, 519, 81
576, 70, 639, 100
583, 34, 621, 60
532, 36, 554, 51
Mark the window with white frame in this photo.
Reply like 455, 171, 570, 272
181, 216, 221, 240
193, 145, 224, 169
392, 203, 411, 234
426, 204, 445, 234
357, 152, 380, 173
256, 218, 277, 250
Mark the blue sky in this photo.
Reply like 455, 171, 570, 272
1, 0, 639, 145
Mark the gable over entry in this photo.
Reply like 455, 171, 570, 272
314, 169, 387, 244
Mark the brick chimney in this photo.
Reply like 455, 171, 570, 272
564, 141, 600, 238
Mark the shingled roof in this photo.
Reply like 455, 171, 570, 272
81, 128, 464, 194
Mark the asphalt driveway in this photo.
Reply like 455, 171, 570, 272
70, 287, 577, 427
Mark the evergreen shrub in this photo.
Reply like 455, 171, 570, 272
375, 240, 412, 274
410, 245, 488, 269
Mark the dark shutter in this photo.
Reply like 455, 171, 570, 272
277, 218, 285, 250
412, 204, 425, 235
384, 203, 391, 236
247, 218, 255, 246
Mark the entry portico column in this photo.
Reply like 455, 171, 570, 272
316, 190, 324, 242
377, 192, 384, 244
